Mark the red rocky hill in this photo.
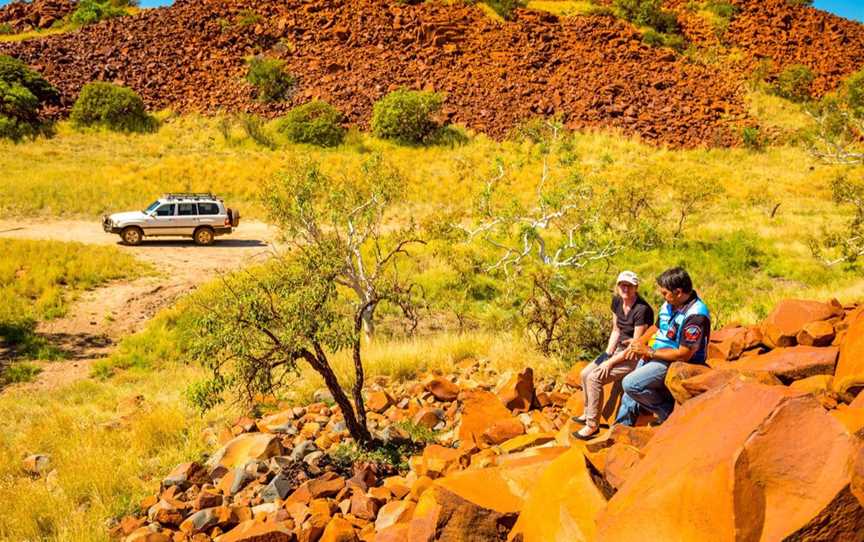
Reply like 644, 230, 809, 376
1, 0, 864, 147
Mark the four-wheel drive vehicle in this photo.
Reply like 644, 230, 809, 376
103, 193, 240, 246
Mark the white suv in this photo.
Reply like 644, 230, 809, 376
102, 193, 240, 246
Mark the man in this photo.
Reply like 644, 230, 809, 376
615, 267, 710, 427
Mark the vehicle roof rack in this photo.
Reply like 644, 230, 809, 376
162, 193, 220, 201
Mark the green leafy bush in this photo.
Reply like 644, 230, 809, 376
844, 69, 864, 118
480, 0, 527, 20
71, 0, 126, 26
614, 0, 679, 33
642, 28, 686, 51
70, 81, 156, 132
705, 0, 737, 18
772, 64, 814, 103
741, 126, 764, 151
0, 23, 14, 35
0, 362, 42, 386
0, 55, 58, 141
371, 88, 445, 145
245, 56, 296, 103
276, 100, 346, 147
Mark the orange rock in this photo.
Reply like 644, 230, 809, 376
416, 444, 465, 478
255, 410, 296, 434
596, 381, 864, 541
853, 447, 864, 508
410, 407, 443, 430
424, 376, 460, 402
206, 433, 282, 470
797, 320, 836, 347
482, 417, 524, 445
708, 326, 748, 361
458, 389, 522, 448
320, 516, 357, 542
665, 362, 713, 404
349, 493, 378, 521
761, 299, 840, 348
507, 446, 607, 542
365, 391, 393, 414
835, 308, 864, 395
124, 528, 171, 542
497, 432, 555, 454
677, 366, 781, 399
564, 362, 589, 388
215, 519, 293, 542
731, 345, 838, 383
830, 407, 864, 437
374, 500, 415, 532
408, 476, 433, 501
603, 443, 643, 490
852, 389, 864, 409
496, 368, 535, 413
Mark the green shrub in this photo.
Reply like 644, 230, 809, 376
772, 64, 814, 103
844, 69, 864, 118
614, 0, 679, 33
371, 88, 445, 145
238, 113, 277, 149
235, 9, 262, 27
276, 101, 346, 147
245, 56, 296, 103
786, 0, 813, 6
480, 0, 527, 20
0, 23, 14, 35
705, 0, 737, 19
0, 362, 42, 386
643, 28, 686, 51
70, 81, 156, 132
70, 0, 126, 26
0, 55, 58, 141
741, 126, 764, 151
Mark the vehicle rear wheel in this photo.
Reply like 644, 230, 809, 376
120, 227, 143, 246
193, 227, 215, 246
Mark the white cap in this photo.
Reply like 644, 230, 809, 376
616, 270, 639, 286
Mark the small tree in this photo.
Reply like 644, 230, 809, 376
0, 55, 58, 141
190, 157, 425, 448
371, 88, 444, 145
262, 156, 425, 340
809, 176, 864, 266
246, 56, 295, 103
70, 81, 155, 132
805, 69, 864, 164
71, 0, 127, 26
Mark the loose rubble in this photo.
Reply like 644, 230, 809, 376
114, 297, 864, 541
0, 0, 74, 33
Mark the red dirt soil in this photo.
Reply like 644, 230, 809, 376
1, 0, 863, 147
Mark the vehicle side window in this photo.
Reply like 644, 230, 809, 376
197, 202, 219, 215
155, 204, 175, 217
178, 203, 197, 216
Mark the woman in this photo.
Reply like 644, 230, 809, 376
573, 270, 654, 440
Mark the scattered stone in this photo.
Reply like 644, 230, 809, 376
207, 434, 282, 471
425, 376, 460, 402
496, 367, 535, 413
22, 454, 51, 477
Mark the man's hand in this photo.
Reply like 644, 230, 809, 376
626, 341, 652, 361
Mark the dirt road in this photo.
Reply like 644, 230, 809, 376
0, 219, 280, 391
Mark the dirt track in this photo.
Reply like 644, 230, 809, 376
0, 218, 279, 391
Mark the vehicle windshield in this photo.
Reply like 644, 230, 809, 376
144, 200, 161, 214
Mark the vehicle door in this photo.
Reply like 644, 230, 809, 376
196, 202, 221, 230
176, 202, 199, 235
149, 203, 177, 235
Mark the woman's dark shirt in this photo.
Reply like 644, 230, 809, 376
611, 294, 654, 346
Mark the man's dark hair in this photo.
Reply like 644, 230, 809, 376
656, 267, 693, 293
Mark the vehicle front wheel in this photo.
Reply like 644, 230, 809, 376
120, 227, 143, 246
193, 227, 215, 246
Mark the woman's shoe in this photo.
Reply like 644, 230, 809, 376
572, 425, 599, 441
571, 415, 587, 425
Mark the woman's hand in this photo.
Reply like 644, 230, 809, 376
596, 358, 616, 379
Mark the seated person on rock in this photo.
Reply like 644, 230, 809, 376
572, 270, 654, 440
615, 267, 711, 427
